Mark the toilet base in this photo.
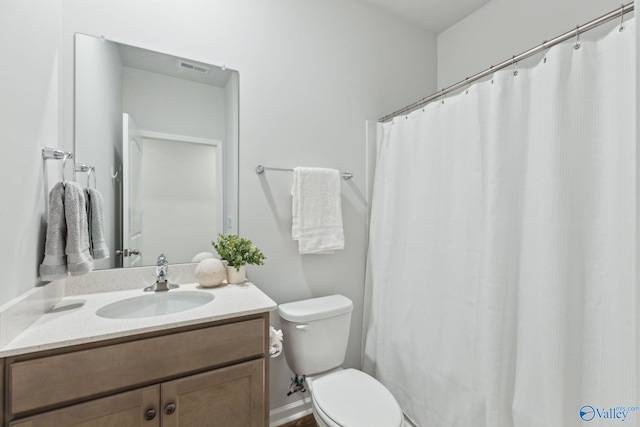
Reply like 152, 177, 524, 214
311, 412, 331, 427
311, 403, 406, 427
311, 398, 341, 427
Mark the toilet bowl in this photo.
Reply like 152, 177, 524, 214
278, 295, 404, 427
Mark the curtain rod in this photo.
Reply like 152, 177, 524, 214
379, 2, 634, 123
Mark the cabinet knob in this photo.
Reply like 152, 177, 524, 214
165, 403, 177, 415
144, 408, 156, 420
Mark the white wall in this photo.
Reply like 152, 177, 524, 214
140, 139, 219, 265
123, 68, 226, 264
437, 0, 625, 88
123, 67, 226, 140
0, 0, 437, 413
224, 72, 239, 235
0, 0, 63, 303
75, 34, 123, 270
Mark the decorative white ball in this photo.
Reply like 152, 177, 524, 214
192, 252, 216, 262
194, 258, 226, 287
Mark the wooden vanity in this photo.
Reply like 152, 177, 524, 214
2, 312, 268, 426
0, 279, 276, 427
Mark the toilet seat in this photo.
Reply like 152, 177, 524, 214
311, 369, 403, 427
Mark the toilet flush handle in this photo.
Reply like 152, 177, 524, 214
295, 324, 309, 330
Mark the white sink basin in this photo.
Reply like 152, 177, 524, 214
96, 291, 215, 319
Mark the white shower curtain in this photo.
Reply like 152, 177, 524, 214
364, 21, 636, 427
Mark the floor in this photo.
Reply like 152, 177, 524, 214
279, 414, 318, 427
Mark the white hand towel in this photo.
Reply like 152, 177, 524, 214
86, 188, 109, 260
64, 181, 93, 275
39, 182, 68, 281
291, 167, 345, 254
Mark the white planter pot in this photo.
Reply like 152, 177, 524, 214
226, 265, 246, 284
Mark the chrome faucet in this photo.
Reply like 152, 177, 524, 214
156, 254, 168, 282
144, 254, 179, 292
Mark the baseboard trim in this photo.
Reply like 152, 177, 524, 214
269, 397, 313, 427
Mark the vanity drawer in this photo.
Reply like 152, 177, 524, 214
8, 317, 265, 416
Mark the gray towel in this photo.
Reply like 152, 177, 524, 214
65, 181, 93, 275
39, 182, 68, 281
86, 188, 109, 260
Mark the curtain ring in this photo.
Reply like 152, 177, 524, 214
513, 58, 519, 76
618, 4, 625, 32
573, 26, 581, 50
465, 77, 470, 94
542, 40, 549, 63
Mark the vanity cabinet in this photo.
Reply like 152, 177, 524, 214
2, 313, 269, 427
161, 359, 264, 427
9, 386, 160, 427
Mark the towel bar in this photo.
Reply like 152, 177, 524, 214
255, 165, 353, 180
42, 147, 74, 185
42, 147, 73, 160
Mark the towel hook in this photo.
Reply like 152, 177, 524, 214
87, 166, 97, 188
74, 164, 96, 188
73, 163, 97, 188
61, 153, 71, 186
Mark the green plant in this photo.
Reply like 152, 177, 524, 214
212, 234, 265, 271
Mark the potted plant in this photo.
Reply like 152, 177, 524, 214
212, 234, 265, 284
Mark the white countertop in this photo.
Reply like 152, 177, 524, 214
0, 282, 276, 358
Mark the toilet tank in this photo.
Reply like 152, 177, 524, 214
278, 295, 353, 376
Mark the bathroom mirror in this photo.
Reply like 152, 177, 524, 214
74, 33, 239, 270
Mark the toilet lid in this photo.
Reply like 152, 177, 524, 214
312, 369, 403, 427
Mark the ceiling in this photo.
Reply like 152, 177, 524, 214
118, 43, 233, 87
352, 0, 493, 34
117, 0, 495, 83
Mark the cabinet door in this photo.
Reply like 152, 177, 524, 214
161, 358, 266, 427
9, 386, 159, 427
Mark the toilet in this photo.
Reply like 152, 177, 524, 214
278, 295, 404, 427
